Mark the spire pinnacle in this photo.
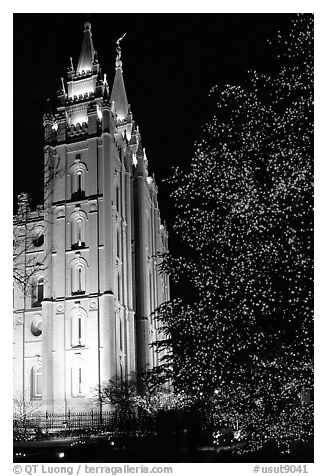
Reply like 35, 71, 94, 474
69, 57, 74, 71
137, 136, 143, 155
60, 77, 66, 95
110, 33, 129, 121
77, 21, 95, 74
103, 83, 110, 102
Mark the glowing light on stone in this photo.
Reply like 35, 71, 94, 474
70, 111, 88, 126
97, 105, 102, 120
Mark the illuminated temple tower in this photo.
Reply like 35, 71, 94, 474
13, 22, 170, 411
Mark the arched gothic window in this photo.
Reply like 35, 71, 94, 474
72, 170, 85, 200
71, 358, 87, 397
77, 171, 82, 192
31, 365, 42, 399
70, 211, 87, 249
70, 162, 87, 201
71, 258, 87, 295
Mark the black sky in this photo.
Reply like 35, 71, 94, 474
13, 13, 293, 226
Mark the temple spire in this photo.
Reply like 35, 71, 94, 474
76, 22, 95, 74
110, 33, 129, 121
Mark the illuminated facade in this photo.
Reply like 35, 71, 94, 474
13, 22, 169, 412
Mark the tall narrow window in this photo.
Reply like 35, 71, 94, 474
78, 368, 82, 394
71, 213, 86, 249
35, 366, 42, 396
147, 216, 151, 253
119, 317, 123, 350
31, 365, 42, 399
116, 185, 119, 212
78, 267, 82, 291
71, 308, 86, 347
117, 228, 120, 258
37, 278, 44, 303
77, 219, 82, 245
78, 316, 82, 344
71, 360, 86, 397
149, 272, 153, 314
32, 276, 43, 307
77, 171, 82, 192
71, 260, 87, 295
70, 165, 87, 201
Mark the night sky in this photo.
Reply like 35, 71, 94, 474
13, 13, 293, 229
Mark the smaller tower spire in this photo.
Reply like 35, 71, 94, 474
60, 77, 66, 95
110, 33, 129, 121
76, 21, 95, 74
69, 56, 74, 71
57, 77, 66, 107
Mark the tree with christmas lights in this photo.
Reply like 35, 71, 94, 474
155, 15, 313, 453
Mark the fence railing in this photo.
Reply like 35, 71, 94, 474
13, 409, 157, 441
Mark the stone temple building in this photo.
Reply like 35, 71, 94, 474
13, 22, 170, 412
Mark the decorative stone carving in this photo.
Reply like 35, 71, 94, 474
16, 315, 23, 325
66, 142, 88, 152
89, 201, 97, 212
57, 206, 65, 218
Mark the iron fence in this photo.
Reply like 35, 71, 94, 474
13, 410, 157, 441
